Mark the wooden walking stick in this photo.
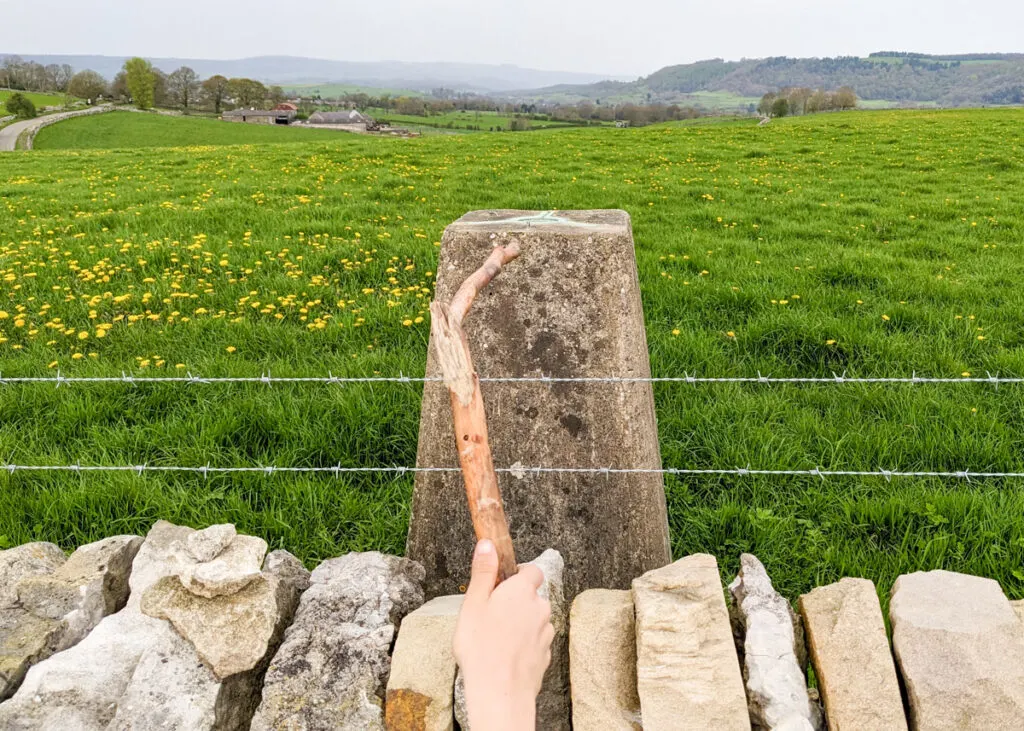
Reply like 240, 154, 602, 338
429, 240, 521, 585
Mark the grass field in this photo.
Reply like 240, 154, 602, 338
34, 111, 364, 149
2, 109, 1024, 603
0, 89, 74, 109
364, 107, 610, 132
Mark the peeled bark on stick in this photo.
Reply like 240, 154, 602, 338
429, 240, 521, 584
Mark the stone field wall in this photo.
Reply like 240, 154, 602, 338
2, 521, 1023, 730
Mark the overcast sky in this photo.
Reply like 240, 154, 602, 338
1, 0, 1021, 77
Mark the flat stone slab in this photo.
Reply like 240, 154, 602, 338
632, 554, 750, 731
386, 595, 463, 731
408, 210, 670, 601
569, 589, 642, 730
799, 578, 907, 731
890, 570, 1024, 730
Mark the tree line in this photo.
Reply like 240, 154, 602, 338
1, 54, 291, 113
757, 86, 858, 117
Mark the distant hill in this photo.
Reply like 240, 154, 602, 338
511, 53, 1024, 108
8, 54, 631, 94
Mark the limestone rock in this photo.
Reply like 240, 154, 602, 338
0, 521, 301, 731
454, 675, 469, 731
729, 554, 822, 731
186, 523, 237, 562
18, 535, 142, 642
532, 549, 570, 730
890, 570, 1024, 730
0, 542, 66, 605
799, 578, 907, 731
178, 533, 267, 599
126, 519, 195, 610
142, 574, 283, 679
0, 608, 61, 701
386, 595, 463, 731
0, 536, 141, 701
1012, 599, 1024, 625
408, 210, 671, 602
569, 589, 642, 731
252, 552, 426, 731
264, 548, 312, 607
633, 554, 750, 731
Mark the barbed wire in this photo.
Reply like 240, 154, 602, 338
1, 463, 1023, 481
0, 371, 1022, 388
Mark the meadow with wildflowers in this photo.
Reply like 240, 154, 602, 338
2, 108, 1023, 600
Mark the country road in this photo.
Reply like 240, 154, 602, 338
0, 105, 113, 151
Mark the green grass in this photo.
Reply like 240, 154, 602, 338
0, 89, 75, 109
2, 109, 1024, 604
34, 111, 362, 150
364, 107, 610, 132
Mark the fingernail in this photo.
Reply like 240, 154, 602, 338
476, 539, 494, 556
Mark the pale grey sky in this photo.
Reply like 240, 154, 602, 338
1, 0, 1021, 77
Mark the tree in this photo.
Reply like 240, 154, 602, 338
4, 92, 36, 119
268, 85, 287, 107
111, 71, 130, 103
201, 74, 229, 114
834, 86, 858, 110
167, 66, 199, 110
771, 97, 789, 118
68, 70, 108, 103
227, 78, 267, 108
55, 64, 74, 91
124, 57, 155, 109
757, 92, 777, 116
152, 69, 170, 108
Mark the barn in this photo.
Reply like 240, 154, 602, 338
308, 110, 370, 125
222, 109, 297, 125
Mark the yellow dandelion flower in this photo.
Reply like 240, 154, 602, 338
962, 372, 971, 377
78, 331, 89, 340
826, 340, 837, 345
402, 319, 413, 327
726, 331, 736, 338
72, 353, 84, 360
226, 346, 237, 353
47, 360, 58, 369
672, 329, 681, 336
881, 315, 890, 321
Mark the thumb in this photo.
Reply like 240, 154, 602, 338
464, 539, 499, 605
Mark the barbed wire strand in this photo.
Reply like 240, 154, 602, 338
1, 463, 1023, 481
0, 370, 1021, 387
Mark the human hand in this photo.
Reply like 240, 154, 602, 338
454, 539, 555, 731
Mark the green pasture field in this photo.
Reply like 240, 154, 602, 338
365, 107, 610, 132
2, 109, 1023, 604
34, 111, 362, 149
0, 89, 74, 109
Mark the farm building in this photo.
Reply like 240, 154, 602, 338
308, 110, 369, 125
222, 109, 297, 125
273, 102, 298, 111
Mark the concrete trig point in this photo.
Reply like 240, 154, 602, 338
408, 210, 671, 601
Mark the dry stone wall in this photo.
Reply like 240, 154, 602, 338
3, 523, 1024, 730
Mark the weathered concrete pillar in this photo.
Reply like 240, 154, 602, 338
407, 210, 671, 601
